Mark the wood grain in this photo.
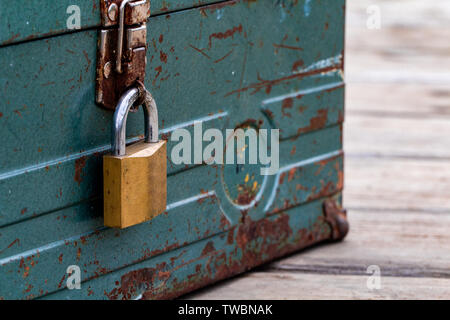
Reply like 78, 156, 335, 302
186, 272, 450, 300
270, 210, 450, 277
346, 83, 450, 118
345, 158, 450, 211
346, 0, 450, 84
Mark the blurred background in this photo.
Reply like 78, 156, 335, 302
187, 0, 450, 299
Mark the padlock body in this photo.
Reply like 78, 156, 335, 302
103, 140, 167, 229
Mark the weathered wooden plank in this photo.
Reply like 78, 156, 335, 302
345, 115, 450, 159
345, 157, 450, 211
184, 272, 450, 300
346, 0, 450, 83
347, 0, 450, 28
346, 83, 450, 118
346, 27, 450, 84
270, 210, 450, 277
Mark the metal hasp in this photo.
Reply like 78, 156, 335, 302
112, 86, 159, 156
96, 0, 151, 109
323, 199, 349, 241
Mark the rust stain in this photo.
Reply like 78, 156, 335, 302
279, 172, 286, 184
297, 109, 328, 135
234, 175, 260, 206
234, 215, 293, 265
0, 238, 20, 254
292, 59, 304, 71
296, 184, 308, 191
24, 284, 33, 293
57, 274, 66, 289
74, 156, 87, 185
214, 49, 234, 63
201, 241, 216, 255
220, 215, 231, 230
236, 188, 254, 205
41, 81, 55, 87
160, 50, 167, 63
298, 105, 307, 113
265, 105, 277, 118
273, 43, 303, 51
290, 146, 296, 155
20, 255, 38, 279
6, 33, 21, 43
153, 65, 163, 85
105, 262, 170, 300
83, 50, 91, 73
225, 64, 341, 97
106, 206, 337, 300
281, 97, 293, 118
188, 44, 211, 59
307, 181, 337, 202
287, 168, 297, 182
208, 24, 243, 49
8, 238, 20, 249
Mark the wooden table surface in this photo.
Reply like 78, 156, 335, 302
184, 0, 450, 299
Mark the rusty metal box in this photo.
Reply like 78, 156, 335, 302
0, 0, 347, 299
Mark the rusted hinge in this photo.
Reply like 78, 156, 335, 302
96, 0, 151, 109
323, 199, 349, 241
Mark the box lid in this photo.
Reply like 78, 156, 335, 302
0, 0, 220, 46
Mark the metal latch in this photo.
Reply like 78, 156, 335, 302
96, 0, 151, 109
323, 199, 349, 241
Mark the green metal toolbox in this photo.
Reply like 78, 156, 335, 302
0, 0, 348, 299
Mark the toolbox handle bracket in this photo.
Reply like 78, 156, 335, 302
96, 0, 151, 110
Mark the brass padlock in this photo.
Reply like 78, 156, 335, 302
103, 87, 167, 229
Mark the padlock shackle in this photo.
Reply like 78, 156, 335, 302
112, 87, 159, 156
